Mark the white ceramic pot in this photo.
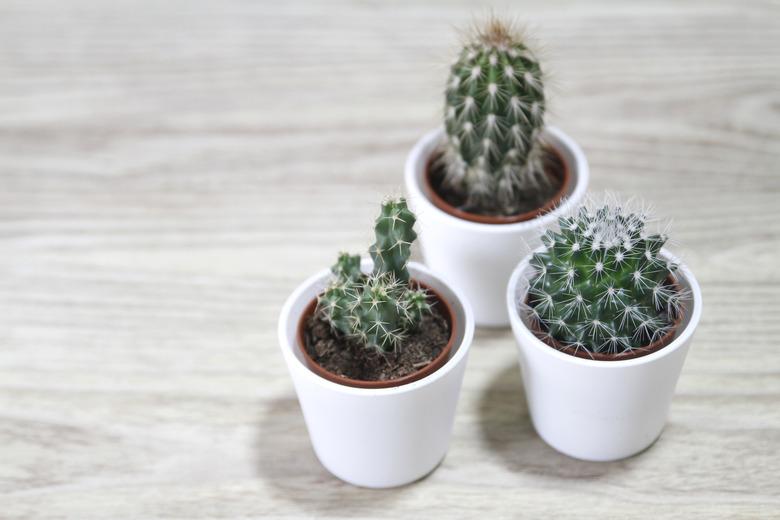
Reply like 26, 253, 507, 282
278, 260, 475, 488
506, 248, 703, 461
404, 126, 589, 327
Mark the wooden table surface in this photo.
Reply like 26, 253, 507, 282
1, 1, 778, 518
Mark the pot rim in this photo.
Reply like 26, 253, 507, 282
525, 275, 684, 361
404, 126, 590, 234
279, 260, 475, 395
506, 246, 703, 368
296, 279, 458, 389
422, 145, 571, 224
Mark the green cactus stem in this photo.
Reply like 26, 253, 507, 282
443, 18, 548, 215
526, 203, 687, 355
369, 198, 418, 283
317, 199, 431, 352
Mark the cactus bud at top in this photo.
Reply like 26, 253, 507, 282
317, 199, 431, 352
443, 18, 548, 216
525, 202, 687, 356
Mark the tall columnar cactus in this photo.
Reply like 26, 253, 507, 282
317, 199, 431, 352
525, 204, 686, 355
443, 19, 547, 215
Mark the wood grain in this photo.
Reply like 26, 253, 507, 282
1, 0, 778, 518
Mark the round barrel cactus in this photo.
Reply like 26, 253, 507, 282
443, 19, 548, 215
317, 199, 431, 352
525, 203, 687, 355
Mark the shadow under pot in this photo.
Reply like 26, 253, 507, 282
404, 126, 590, 327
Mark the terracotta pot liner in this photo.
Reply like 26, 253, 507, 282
525, 276, 684, 361
423, 145, 571, 225
296, 280, 457, 389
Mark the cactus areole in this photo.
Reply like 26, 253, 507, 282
524, 204, 687, 360
297, 199, 456, 388
428, 19, 570, 222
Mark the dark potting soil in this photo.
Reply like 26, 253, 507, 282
428, 146, 565, 217
303, 307, 451, 382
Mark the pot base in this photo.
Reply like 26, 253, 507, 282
532, 415, 667, 462
315, 450, 447, 488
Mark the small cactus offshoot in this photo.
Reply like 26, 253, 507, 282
317, 199, 431, 352
525, 202, 687, 356
443, 18, 548, 215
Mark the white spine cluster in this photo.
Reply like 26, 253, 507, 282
522, 199, 689, 356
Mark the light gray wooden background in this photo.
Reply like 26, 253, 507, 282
1, 0, 778, 518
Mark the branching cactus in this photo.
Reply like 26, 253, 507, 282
525, 203, 687, 355
317, 199, 431, 352
443, 18, 547, 215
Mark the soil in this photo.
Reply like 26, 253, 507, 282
302, 306, 451, 382
427, 145, 565, 219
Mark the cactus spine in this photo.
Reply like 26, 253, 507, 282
526, 203, 686, 355
317, 199, 431, 352
443, 19, 547, 215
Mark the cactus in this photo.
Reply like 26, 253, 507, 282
443, 18, 548, 215
525, 203, 687, 355
368, 199, 418, 283
317, 199, 431, 352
